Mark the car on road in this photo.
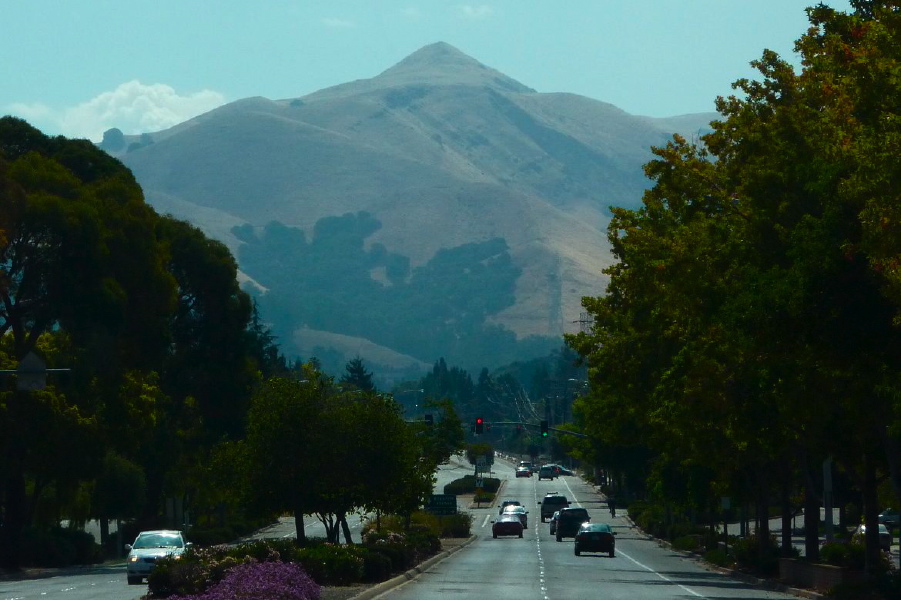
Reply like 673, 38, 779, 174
549, 510, 561, 535
492, 515, 524, 538
499, 500, 522, 515
574, 522, 617, 556
557, 466, 574, 476
125, 530, 190, 584
502, 505, 529, 528
878, 508, 900, 530
853, 523, 893, 552
539, 493, 570, 522
515, 466, 532, 478
538, 465, 556, 480
555, 507, 591, 541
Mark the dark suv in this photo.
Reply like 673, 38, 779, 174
539, 494, 569, 522
555, 507, 590, 541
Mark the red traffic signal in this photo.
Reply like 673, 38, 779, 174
475, 417, 484, 434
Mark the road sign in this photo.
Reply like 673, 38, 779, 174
476, 478, 484, 488
426, 493, 457, 515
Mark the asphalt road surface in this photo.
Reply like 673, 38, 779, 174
379, 462, 802, 600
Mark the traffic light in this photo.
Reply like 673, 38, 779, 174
540, 420, 549, 437
424, 414, 433, 427
475, 417, 484, 434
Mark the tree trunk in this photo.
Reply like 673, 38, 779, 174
801, 453, 821, 562
862, 453, 882, 577
100, 518, 110, 552
294, 508, 307, 544
0, 469, 25, 569
781, 483, 793, 556
756, 472, 771, 558
0, 390, 28, 569
882, 426, 901, 513
340, 515, 353, 544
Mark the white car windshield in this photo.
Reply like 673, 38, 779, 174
134, 534, 183, 549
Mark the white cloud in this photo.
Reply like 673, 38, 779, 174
7, 81, 226, 142
458, 4, 494, 20
321, 17, 355, 28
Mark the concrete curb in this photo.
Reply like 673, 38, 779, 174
348, 535, 478, 600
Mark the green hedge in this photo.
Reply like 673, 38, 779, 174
730, 534, 781, 577
148, 529, 445, 597
443, 475, 500, 495
295, 545, 365, 585
19, 527, 102, 567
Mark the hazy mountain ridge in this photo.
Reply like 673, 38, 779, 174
112, 42, 717, 375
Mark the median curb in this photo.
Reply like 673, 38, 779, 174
348, 535, 477, 600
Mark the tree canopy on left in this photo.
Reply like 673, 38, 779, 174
0, 117, 282, 567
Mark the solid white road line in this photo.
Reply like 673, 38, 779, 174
617, 549, 707, 598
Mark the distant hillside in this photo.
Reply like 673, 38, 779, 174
109, 41, 717, 378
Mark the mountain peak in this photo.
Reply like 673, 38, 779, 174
375, 42, 534, 93
387, 42, 482, 71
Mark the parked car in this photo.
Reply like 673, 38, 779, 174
515, 466, 532, 478
538, 465, 556, 480
492, 515, 524, 538
499, 500, 522, 515
555, 507, 591, 541
557, 466, 574, 476
574, 522, 617, 557
549, 510, 561, 535
540, 494, 570, 522
125, 530, 190, 584
502, 505, 529, 528
878, 508, 900, 530
853, 523, 892, 552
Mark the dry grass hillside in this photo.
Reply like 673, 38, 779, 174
112, 42, 716, 371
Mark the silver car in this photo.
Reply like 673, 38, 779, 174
125, 529, 190, 584
501, 505, 529, 529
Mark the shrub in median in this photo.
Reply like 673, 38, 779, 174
730, 534, 780, 576
293, 544, 365, 585
169, 561, 320, 600
820, 540, 865, 570
443, 475, 500, 495
439, 512, 473, 537
148, 527, 444, 596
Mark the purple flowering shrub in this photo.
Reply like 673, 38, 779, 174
170, 561, 320, 600
148, 541, 290, 597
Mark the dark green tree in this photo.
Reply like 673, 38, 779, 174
340, 356, 375, 393
157, 216, 258, 440
569, 2, 901, 575
243, 366, 332, 543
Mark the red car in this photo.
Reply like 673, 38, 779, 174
492, 515, 524, 538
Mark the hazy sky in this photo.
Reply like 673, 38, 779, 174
3, 0, 853, 142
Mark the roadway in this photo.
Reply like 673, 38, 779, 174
0, 456, 806, 600
379, 459, 802, 600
